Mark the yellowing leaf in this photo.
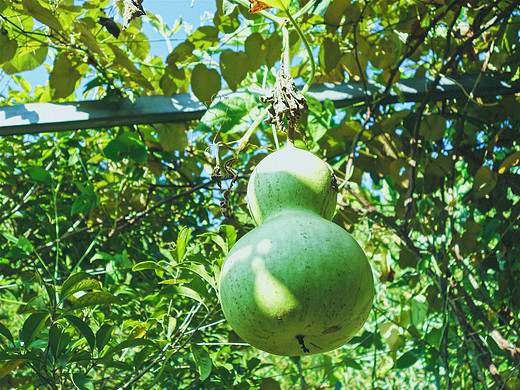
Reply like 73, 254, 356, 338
22, 0, 62, 31
498, 151, 520, 174
261, 0, 290, 10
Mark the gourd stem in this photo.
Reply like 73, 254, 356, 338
285, 11, 315, 95
282, 21, 295, 145
272, 124, 280, 149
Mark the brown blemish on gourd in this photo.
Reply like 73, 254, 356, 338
322, 325, 342, 334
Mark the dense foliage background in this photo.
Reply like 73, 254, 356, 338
1, 0, 520, 388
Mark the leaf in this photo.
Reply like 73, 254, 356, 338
220, 49, 249, 91
156, 123, 188, 152
319, 37, 341, 73
396, 350, 419, 369
61, 272, 94, 300
0, 322, 14, 345
472, 165, 497, 199
163, 285, 208, 310
213, 6, 240, 34
104, 338, 158, 358
103, 132, 148, 163
65, 315, 96, 351
260, 378, 281, 390
324, 0, 348, 24
0, 30, 18, 64
20, 312, 49, 347
132, 260, 169, 273
191, 64, 221, 107
49, 53, 81, 100
245, 32, 267, 72
3, 44, 47, 74
96, 324, 115, 352
176, 227, 192, 262
49, 323, 63, 359
71, 184, 99, 215
498, 151, 520, 174
27, 166, 52, 184
72, 373, 94, 390
411, 295, 428, 328
179, 263, 216, 291
22, 0, 62, 31
420, 115, 446, 141
190, 344, 212, 381
187, 26, 220, 51
73, 20, 104, 57
0, 360, 27, 380
70, 291, 122, 311
220, 224, 237, 248
254, 0, 289, 11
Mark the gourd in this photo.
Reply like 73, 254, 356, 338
219, 145, 374, 356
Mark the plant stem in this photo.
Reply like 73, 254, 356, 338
285, 11, 315, 95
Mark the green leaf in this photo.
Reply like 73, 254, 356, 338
260, 378, 281, 390
220, 49, 249, 91
71, 184, 99, 215
266, 32, 283, 69
319, 37, 341, 73
103, 132, 148, 163
419, 115, 446, 141
396, 350, 419, 369
132, 261, 169, 273
96, 324, 114, 353
20, 312, 49, 347
472, 166, 497, 199
65, 315, 96, 352
220, 224, 237, 248
213, 6, 240, 34
61, 272, 94, 300
176, 227, 192, 262
155, 123, 188, 152
498, 151, 520, 174
190, 344, 212, 381
48, 323, 62, 359
411, 295, 428, 328
191, 64, 221, 107
70, 291, 122, 311
162, 285, 208, 310
49, 53, 81, 99
72, 373, 94, 390
187, 26, 220, 51
103, 338, 158, 358
27, 166, 52, 185
0, 30, 18, 64
0, 322, 14, 345
245, 32, 267, 72
179, 263, 216, 291
22, 0, 62, 31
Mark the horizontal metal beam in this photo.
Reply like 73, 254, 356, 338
1, 73, 518, 137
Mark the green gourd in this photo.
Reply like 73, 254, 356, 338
219, 145, 374, 356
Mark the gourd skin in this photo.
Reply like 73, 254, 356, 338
247, 145, 337, 225
219, 210, 374, 356
219, 146, 374, 356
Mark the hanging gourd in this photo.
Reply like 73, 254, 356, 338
219, 145, 374, 356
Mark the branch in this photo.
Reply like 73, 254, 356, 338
450, 295, 509, 389
399, 0, 517, 231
